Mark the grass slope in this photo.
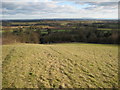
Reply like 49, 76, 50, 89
2, 43, 118, 88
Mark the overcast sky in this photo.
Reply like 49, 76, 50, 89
1, 0, 119, 20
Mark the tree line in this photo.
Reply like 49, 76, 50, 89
2, 25, 119, 44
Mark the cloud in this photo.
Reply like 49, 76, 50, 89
52, 0, 119, 2
2, 1, 79, 15
3, 0, 52, 2
1, 0, 118, 19
83, 2, 118, 10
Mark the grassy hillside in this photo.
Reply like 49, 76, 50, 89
2, 43, 118, 88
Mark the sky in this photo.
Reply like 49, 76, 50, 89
1, 0, 119, 20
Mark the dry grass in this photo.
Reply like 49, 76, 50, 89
2, 43, 118, 88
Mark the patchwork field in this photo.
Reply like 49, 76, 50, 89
2, 43, 118, 88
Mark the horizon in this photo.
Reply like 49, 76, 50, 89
1, 18, 118, 21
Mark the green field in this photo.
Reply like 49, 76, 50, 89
2, 43, 118, 88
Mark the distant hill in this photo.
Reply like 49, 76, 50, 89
1, 18, 118, 22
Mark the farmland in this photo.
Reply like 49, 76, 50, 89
2, 19, 119, 44
2, 43, 118, 88
1, 19, 119, 88
2, 20, 118, 33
